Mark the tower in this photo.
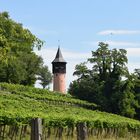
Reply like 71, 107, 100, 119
52, 47, 67, 94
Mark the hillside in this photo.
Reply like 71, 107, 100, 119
0, 83, 140, 140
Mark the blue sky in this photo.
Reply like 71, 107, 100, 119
1, 0, 140, 89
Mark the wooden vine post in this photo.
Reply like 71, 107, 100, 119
31, 118, 42, 140
77, 122, 87, 140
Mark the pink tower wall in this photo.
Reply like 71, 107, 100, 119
53, 73, 66, 94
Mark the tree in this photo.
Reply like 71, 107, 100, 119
0, 12, 42, 58
88, 42, 128, 111
134, 69, 140, 94
73, 62, 90, 81
133, 69, 140, 119
88, 42, 128, 81
0, 11, 44, 86
118, 74, 139, 118
69, 42, 139, 118
19, 53, 44, 86
0, 57, 26, 84
38, 66, 52, 89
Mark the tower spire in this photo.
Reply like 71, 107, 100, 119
52, 47, 66, 63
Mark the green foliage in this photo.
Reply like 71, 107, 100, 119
132, 69, 140, 119
0, 11, 45, 86
19, 53, 43, 86
0, 12, 42, 57
88, 42, 128, 81
73, 62, 90, 81
69, 42, 139, 119
134, 69, 140, 94
38, 65, 52, 89
1, 83, 140, 139
0, 83, 98, 110
118, 75, 139, 118
0, 83, 140, 132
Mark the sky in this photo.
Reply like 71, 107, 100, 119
0, 0, 140, 90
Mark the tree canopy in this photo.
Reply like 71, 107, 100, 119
0, 12, 42, 59
69, 42, 140, 119
38, 65, 52, 89
0, 11, 51, 87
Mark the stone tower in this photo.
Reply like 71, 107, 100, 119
52, 47, 67, 94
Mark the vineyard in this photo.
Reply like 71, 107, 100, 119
0, 83, 140, 140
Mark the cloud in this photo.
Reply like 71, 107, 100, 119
88, 41, 140, 47
127, 62, 140, 73
98, 30, 140, 35
126, 48, 140, 56
105, 41, 140, 47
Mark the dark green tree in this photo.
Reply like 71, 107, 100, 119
133, 69, 140, 119
118, 74, 139, 118
38, 65, 52, 89
69, 42, 139, 118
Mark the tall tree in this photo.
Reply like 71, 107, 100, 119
87, 42, 128, 110
0, 11, 44, 86
38, 65, 52, 89
69, 42, 139, 118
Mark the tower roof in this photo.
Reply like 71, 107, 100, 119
52, 47, 66, 63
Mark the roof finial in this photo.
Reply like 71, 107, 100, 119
58, 40, 60, 48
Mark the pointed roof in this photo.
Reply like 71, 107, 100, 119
52, 47, 66, 63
